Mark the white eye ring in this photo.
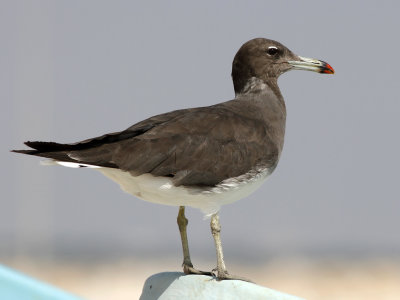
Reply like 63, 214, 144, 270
267, 46, 278, 55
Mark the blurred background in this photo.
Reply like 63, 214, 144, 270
1, 1, 400, 299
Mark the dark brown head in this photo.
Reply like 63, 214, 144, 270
232, 38, 334, 95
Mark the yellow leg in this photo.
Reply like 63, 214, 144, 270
210, 212, 252, 282
177, 206, 212, 275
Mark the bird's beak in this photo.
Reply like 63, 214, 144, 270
288, 56, 334, 74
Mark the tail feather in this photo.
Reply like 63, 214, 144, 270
12, 143, 80, 163
12, 141, 79, 154
11, 141, 117, 168
11, 149, 36, 155
12, 123, 154, 167
24, 141, 71, 152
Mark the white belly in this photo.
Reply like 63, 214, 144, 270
97, 167, 270, 217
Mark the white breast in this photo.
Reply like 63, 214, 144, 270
97, 167, 271, 217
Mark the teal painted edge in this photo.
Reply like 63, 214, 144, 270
0, 264, 84, 300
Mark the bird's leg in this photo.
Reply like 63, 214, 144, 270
177, 206, 192, 271
210, 213, 228, 278
177, 206, 212, 276
210, 213, 252, 282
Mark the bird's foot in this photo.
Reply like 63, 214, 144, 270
182, 263, 213, 276
211, 268, 253, 282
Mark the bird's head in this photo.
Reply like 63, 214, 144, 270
232, 38, 334, 95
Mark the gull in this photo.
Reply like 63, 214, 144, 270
13, 38, 334, 280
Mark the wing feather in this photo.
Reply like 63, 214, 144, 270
12, 101, 281, 186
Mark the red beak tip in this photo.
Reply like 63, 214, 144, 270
325, 63, 335, 74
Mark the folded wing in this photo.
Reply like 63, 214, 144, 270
13, 103, 279, 187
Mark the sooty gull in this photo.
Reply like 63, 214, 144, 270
13, 38, 334, 281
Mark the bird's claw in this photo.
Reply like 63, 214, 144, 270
182, 263, 213, 276
211, 268, 253, 282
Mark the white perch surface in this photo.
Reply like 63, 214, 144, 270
140, 272, 305, 300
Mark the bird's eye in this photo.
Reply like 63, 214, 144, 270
267, 46, 278, 56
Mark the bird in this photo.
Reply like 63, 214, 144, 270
12, 38, 334, 281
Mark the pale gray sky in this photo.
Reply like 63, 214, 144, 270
1, 1, 399, 262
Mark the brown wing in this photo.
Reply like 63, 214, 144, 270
13, 103, 280, 186
11, 108, 190, 166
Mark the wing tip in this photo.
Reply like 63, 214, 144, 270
11, 141, 44, 154
11, 149, 35, 154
